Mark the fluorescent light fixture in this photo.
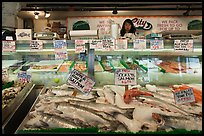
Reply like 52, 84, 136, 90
45, 11, 50, 18
34, 12, 39, 19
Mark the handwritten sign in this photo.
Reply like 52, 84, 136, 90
174, 40, 193, 51
67, 69, 95, 95
89, 39, 103, 49
133, 39, 146, 49
173, 88, 195, 104
75, 40, 87, 53
2, 68, 9, 82
30, 40, 43, 50
115, 39, 128, 50
115, 69, 136, 85
150, 39, 164, 50
2, 41, 16, 52
17, 71, 31, 82
102, 39, 115, 51
54, 40, 68, 60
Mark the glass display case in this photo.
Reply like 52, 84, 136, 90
2, 36, 202, 134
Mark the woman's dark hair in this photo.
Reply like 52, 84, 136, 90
120, 19, 136, 37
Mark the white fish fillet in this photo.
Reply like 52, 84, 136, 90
103, 86, 116, 105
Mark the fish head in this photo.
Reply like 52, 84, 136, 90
152, 113, 165, 126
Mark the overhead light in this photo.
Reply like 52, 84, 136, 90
34, 12, 39, 19
112, 7, 118, 14
45, 11, 50, 18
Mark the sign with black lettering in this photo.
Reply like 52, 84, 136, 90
173, 87, 195, 104
115, 69, 136, 85
2, 41, 16, 52
30, 40, 43, 50
102, 39, 115, 51
67, 69, 95, 95
75, 40, 87, 53
89, 39, 103, 49
174, 40, 193, 51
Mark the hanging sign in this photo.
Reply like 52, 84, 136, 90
30, 40, 43, 50
2, 41, 16, 52
89, 39, 103, 49
150, 39, 164, 50
174, 40, 193, 51
102, 39, 115, 51
17, 71, 31, 82
115, 69, 136, 85
133, 39, 147, 49
54, 40, 68, 60
173, 87, 195, 104
67, 69, 95, 95
115, 39, 128, 50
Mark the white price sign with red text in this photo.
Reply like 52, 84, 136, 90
115, 69, 136, 85
2, 41, 16, 52
173, 88, 195, 104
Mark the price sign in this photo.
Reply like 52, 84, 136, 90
2, 41, 16, 52
17, 71, 31, 82
89, 39, 103, 49
133, 39, 146, 49
150, 39, 164, 50
2, 68, 9, 82
115, 39, 128, 50
54, 40, 68, 60
67, 69, 95, 95
75, 40, 86, 53
30, 40, 43, 50
173, 88, 195, 104
115, 69, 136, 85
53, 40, 67, 49
102, 39, 115, 51
174, 40, 193, 51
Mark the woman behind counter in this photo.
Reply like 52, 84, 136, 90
120, 19, 136, 40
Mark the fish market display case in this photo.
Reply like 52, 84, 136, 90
2, 30, 202, 134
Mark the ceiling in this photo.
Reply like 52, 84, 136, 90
17, 2, 202, 20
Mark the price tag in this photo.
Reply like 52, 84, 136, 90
89, 39, 103, 49
115, 39, 128, 50
54, 40, 68, 60
150, 39, 164, 50
75, 40, 86, 53
53, 40, 67, 49
2, 68, 9, 82
67, 69, 95, 95
174, 40, 193, 51
133, 39, 146, 49
17, 71, 31, 82
2, 41, 16, 52
102, 39, 115, 51
30, 40, 43, 50
173, 88, 195, 104
115, 69, 136, 85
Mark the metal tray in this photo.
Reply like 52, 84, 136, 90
2, 82, 34, 124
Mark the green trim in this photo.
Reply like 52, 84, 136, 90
2, 81, 14, 90
120, 59, 129, 69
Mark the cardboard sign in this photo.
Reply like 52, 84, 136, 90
150, 39, 164, 50
75, 40, 86, 53
17, 71, 31, 82
54, 40, 68, 60
30, 40, 43, 50
102, 39, 115, 51
2, 41, 16, 52
67, 69, 95, 95
173, 88, 195, 104
115, 39, 128, 50
115, 69, 136, 85
2, 68, 9, 82
89, 39, 103, 49
174, 40, 193, 51
133, 39, 146, 49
